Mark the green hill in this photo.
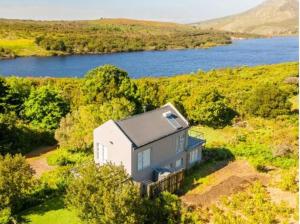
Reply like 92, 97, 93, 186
193, 0, 299, 36
0, 18, 246, 59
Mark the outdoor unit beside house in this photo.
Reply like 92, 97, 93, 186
93, 103, 205, 183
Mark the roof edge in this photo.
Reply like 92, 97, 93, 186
113, 120, 137, 148
163, 102, 190, 126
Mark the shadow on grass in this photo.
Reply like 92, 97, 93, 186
17, 196, 65, 223
181, 147, 235, 194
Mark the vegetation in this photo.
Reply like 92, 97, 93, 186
244, 83, 292, 118
182, 182, 296, 223
24, 86, 69, 130
0, 18, 245, 58
0, 154, 34, 223
0, 62, 298, 223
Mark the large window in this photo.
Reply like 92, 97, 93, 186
176, 134, 185, 154
138, 148, 151, 171
96, 143, 108, 165
189, 149, 199, 164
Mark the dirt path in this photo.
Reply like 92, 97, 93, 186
26, 145, 57, 177
181, 160, 269, 207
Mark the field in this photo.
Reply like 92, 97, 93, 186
0, 39, 50, 57
0, 18, 259, 58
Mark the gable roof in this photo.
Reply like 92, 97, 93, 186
115, 103, 189, 148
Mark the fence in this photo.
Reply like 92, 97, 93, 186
145, 169, 184, 198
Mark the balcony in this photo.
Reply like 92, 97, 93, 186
187, 129, 206, 151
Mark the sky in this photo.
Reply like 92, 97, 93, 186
0, 0, 265, 23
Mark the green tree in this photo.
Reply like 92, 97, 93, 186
184, 89, 236, 128
0, 78, 9, 114
23, 86, 69, 130
5, 77, 31, 116
65, 163, 143, 224
244, 83, 292, 118
55, 97, 135, 151
83, 65, 137, 104
143, 192, 182, 224
0, 154, 34, 217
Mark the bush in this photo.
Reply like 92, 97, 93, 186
47, 147, 92, 166
0, 154, 34, 217
0, 208, 11, 224
184, 89, 236, 128
278, 169, 299, 193
143, 192, 182, 224
202, 147, 235, 162
244, 83, 292, 118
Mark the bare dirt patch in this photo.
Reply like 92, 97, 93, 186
181, 160, 269, 207
267, 187, 298, 208
26, 145, 57, 177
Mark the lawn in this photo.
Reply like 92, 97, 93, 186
0, 39, 51, 56
21, 197, 81, 224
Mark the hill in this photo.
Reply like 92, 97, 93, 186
0, 18, 247, 59
193, 0, 299, 36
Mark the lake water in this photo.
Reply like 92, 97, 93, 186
0, 37, 298, 78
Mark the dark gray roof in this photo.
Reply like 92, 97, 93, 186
115, 103, 189, 148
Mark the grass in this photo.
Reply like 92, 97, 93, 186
0, 39, 51, 56
21, 197, 81, 224
191, 115, 298, 170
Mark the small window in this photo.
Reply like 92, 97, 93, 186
189, 149, 199, 164
176, 158, 183, 168
138, 148, 151, 171
176, 134, 185, 154
96, 143, 108, 165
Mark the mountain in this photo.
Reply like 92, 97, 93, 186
193, 0, 299, 36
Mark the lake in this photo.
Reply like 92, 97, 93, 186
0, 37, 298, 78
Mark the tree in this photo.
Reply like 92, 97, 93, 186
244, 83, 292, 118
5, 77, 32, 116
143, 192, 182, 224
65, 163, 143, 224
83, 65, 137, 104
23, 86, 69, 130
55, 98, 136, 151
0, 154, 34, 216
0, 78, 9, 114
184, 89, 236, 128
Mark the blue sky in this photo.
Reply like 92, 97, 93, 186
0, 0, 265, 23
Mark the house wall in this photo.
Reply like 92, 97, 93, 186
131, 129, 188, 181
93, 120, 133, 175
186, 146, 203, 169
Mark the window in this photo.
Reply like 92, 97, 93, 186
176, 134, 185, 153
176, 158, 183, 168
138, 148, 151, 171
96, 143, 108, 165
189, 149, 199, 164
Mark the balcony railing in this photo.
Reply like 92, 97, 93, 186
187, 129, 206, 150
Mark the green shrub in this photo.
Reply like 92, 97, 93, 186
47, 148, 92, 166
278, 169, 299, 193
184, 89, 236, 128
0, 208, 11, 224
0, 154, 34, 219
143, 192, 182, 224
244, 83, 292, 118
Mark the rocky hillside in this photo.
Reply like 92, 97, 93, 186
194, 0, 299, 36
